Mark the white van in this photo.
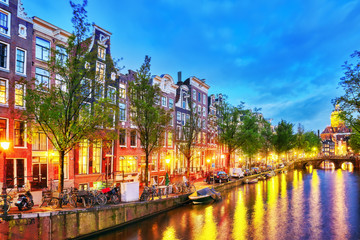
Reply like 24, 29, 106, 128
231, 168, 244, 178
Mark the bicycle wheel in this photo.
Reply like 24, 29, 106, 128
110, 195, 120, 204
97, 194, 107, 206
69, 194, 77, 208
51, 199, 59, 209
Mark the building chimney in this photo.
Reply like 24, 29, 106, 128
177, 71, 182, 84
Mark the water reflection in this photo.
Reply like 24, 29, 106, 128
91, 169, 360, 240
332, 169, 348, 239
232, 190, 247, 240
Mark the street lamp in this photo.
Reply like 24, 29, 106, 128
206, 159, 210, 175
165, 153, 171, 182
1, 141, 10, 195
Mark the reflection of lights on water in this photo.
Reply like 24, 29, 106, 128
253, 182, 264, 239
162, 226, 179, 240
332, 169, 348, 239
309, 169, 322, 239
281, 173, 287, 198
232, 190, 247, 240
193, 206, 217, 240
341, 162, 353, 172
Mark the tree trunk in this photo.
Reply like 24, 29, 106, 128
58, 150, 65, 208
145, 153, 149, 187
186, 155, 191, 179
226, 153, 231, 174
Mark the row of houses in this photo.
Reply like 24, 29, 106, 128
0, 0, 232, 191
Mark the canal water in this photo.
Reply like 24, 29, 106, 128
90, 168, 360, 240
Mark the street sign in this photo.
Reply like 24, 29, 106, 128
212, 163, 215, 168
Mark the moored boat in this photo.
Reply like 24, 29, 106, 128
245, 178, 258, 184
189, 187, 221, 204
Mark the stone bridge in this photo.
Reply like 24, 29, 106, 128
292, 156, 360, 170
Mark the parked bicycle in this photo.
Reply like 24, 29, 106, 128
0, 194, 12, 215
70, 189, 95, 208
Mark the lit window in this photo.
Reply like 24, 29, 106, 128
16, 48, 26, 74
56, 46, 67, 65
169, 99, 174, 108
0, 79, 7, 104
98, 46, 105, 60
32, 132, 47, 151
0, 10, 10, 36
15, 83, 24, 107
161, 96, 167, 107
14, 120, 25, 147
119, 103, 126, 121
0, 42, 8, 69
107, 86, 116, 103
78, 139, 89, 174
35, 68, 49, 88
0, 118, 6, 141
35, 37, 50, 61
92, 140, 101, 173
96, 62, 105, 81
119, 84, 126, 98
168, 132, 173, 147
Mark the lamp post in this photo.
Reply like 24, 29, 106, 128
206, 159, 210, 175
166, 155, 170, 182
1, 141, 10, 195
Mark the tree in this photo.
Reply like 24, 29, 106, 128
239, 112, 262, 168
22, 0, 116, 197
294, 124, 307, 158
335, 50, 360, 132
128, 56, 172, 187
175, 94, 202, 178
216, 97, 244, 173
349, 131, 360, 153
260, 119, 273, 166
304, 131, 322, 154
273, 120, 295, 161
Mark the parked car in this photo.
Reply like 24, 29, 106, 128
244, 169, 251, 176
207, 171, 230, 183
278, 163, 285, 168
251, 167, 261, 174
230, 168, 244, 178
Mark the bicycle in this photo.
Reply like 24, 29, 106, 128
0, 194, 12, 214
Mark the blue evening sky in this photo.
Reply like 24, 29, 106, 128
24, 0, 360, 132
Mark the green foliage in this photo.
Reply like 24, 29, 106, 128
303, 131, 322, 153
260, 119, 274, 164
21, 0, 117, 194
128, 56, 172, 186
273, 120, 295, 158
240, 113, 262, 167
335, 50, 360, 132
349, 131, 360, 153
216, 96, 245, 171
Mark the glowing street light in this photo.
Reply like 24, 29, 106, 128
1, 141, 10, 195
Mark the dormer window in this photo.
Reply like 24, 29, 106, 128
98, 46, 105, 60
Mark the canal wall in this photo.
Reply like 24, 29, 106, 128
0, 194, 190, 240
0, 169, 285, 240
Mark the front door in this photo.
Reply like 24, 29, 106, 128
102, 157, 112, 179
16, 159, 25, 187
32, 163, 47, 189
